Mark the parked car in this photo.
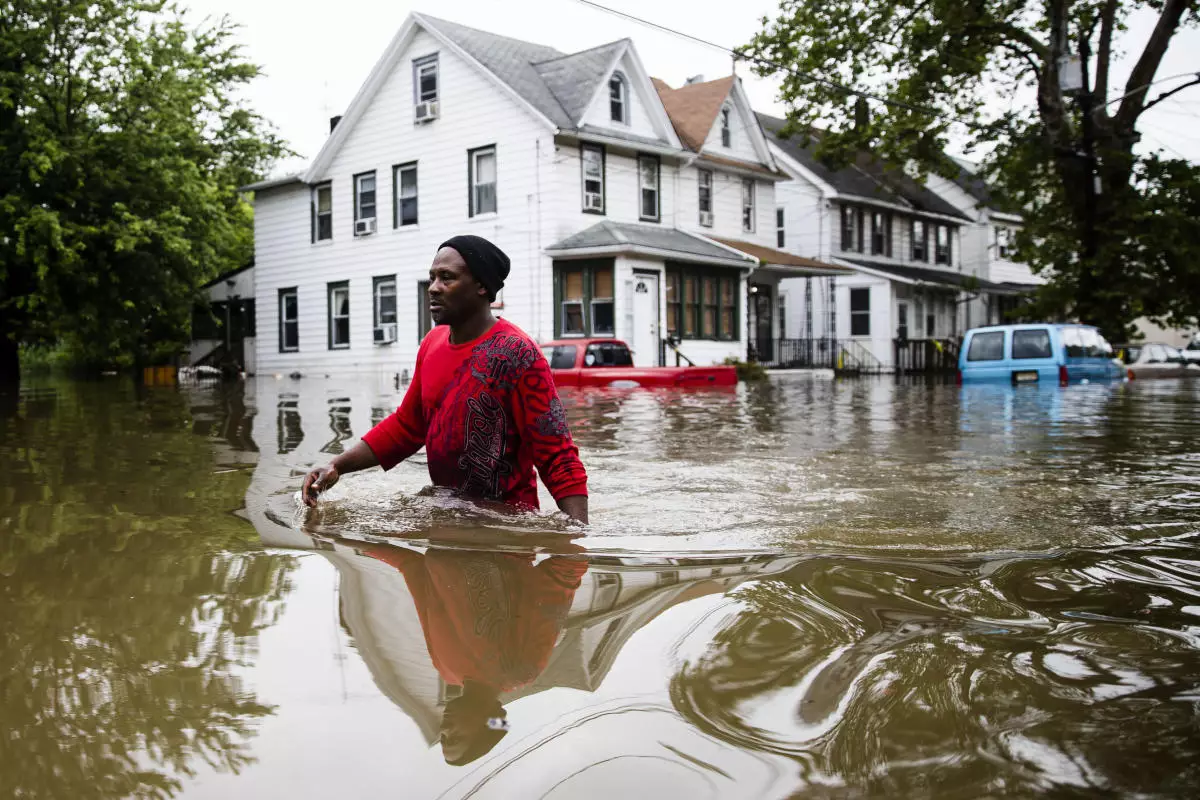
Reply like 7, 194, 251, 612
542, 338, 738, 389
957, 324, 1125, 385
1182, 339, 1200, 364
1115, 343, 1200, 380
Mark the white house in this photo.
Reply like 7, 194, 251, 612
925, 160, 1043, 328
242, 14, 838, 377
759, 114, 1022, 371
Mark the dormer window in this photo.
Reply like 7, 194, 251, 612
609, 72, 627, 124
721, 106, 731, 147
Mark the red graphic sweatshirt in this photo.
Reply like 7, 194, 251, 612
362, 318, 587, 509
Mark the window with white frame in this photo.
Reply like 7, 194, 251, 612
776, 207, 785, 247
591, 265, 614, 335
354, 171, 376, 224
413, 55, 438, 104
393, 163, 418, 227
417, 280, 432, 341
910, 219, 928, 261
581, 144, 604, 213
328, 282, 350, 349
995, 225, 1012, 259
609, 73, 627, 124
841, 206, 863, 252
934, 224, 952, 265
468, 145, 497, 216
312, 183, 332, 242
742, 179, 755, 232
638, 154, 659, 222
278, 288, 298, 352
698, 169, 713, 225
850, 288, 870, 336
720, 106, 731, 147
870, 211, 892, 256
373, 275, 396, 330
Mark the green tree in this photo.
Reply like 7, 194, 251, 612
743, 1, 1200, 341
0, 0, 288, 385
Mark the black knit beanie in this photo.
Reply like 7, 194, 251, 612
439, 235, 510, 301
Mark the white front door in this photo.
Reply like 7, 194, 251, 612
631, 273, 660, 367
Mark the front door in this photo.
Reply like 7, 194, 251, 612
752, 283, 774, 362
631, 272, 660, 367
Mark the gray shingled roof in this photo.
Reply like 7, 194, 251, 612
547, 221, 754, 264
839, 257, 1006, 291
534, 41, 627, 124
419, 14, 632, 132
758, 113, 969, 221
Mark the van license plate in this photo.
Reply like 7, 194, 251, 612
1013, 371, 1039, 384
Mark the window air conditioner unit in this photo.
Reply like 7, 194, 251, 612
584, 193, 603, 211
374, 323, 397, 344
354, 217, 377, 236
699, 210, 714, 227
414, 101, 439, 122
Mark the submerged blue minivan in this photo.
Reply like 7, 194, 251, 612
958, 324, 1125, 385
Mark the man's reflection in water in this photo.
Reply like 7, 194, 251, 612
354, 542, 587, 766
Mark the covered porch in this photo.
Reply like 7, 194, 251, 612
707, 237, 852, 366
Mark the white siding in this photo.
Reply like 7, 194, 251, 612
549, 142, 678, 236
253, 28, 555, 377
702, 99, 761, 163
580, 54, 663, 141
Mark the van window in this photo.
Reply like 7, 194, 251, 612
1120, 346, 1142, 364
543, 345, 578, 370
967, 331, 1005, 362
1012, 329, 1052, 359
1061, 327, 1085, 358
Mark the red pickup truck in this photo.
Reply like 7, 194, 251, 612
541, 338, 738, 389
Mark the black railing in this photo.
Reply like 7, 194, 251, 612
894, 338, 960, 373
768, 339, 884, 374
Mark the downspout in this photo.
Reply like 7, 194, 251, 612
535, 138, 542, 339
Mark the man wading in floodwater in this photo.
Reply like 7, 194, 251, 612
302, 235, 589, 523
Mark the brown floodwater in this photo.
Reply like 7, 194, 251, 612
3, 374, 1200, 798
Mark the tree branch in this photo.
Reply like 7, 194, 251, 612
1114, 0, 1192, 133
1140, 75, 1200, 114
1095, 0, 1117, 102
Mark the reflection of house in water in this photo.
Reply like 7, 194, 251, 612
308, 537, 800, 746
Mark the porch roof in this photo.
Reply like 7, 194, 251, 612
709, 237, 852, 277
546, 221, 756, 268
837, 257, 1010, 293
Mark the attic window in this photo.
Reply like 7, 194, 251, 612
721, 106, 731, 147
609, 73, 627, 124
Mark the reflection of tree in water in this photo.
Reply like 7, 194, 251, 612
670, 556, 1200, 795
0, 380, 294, 798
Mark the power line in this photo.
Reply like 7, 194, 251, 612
571, 0, 995, 133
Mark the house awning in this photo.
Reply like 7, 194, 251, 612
837, 257, 1013, 293
546, 221, 756, 269
708, 237, 852, 277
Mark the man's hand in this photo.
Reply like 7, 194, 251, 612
302, 464, 340, 507
556, 495, 588, 525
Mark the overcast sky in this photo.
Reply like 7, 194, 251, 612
177, 0, 1200, 176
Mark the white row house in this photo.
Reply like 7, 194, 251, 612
241, 13, 844, 377
759, 114, 1037, 371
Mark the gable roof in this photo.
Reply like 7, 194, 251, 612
653, 76, 736, 151
758, 113, 969, 221
417, 14, 574, 128
533, 40, 628, 124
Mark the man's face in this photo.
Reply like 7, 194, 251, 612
429, 247, 487, 327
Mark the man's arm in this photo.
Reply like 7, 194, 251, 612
303, 355, 427, 507
514, 355, 589, 524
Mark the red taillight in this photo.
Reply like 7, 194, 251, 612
955, 369, 963, 385
1127, 369, 1135, 381
1058, 365, 1069, 386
